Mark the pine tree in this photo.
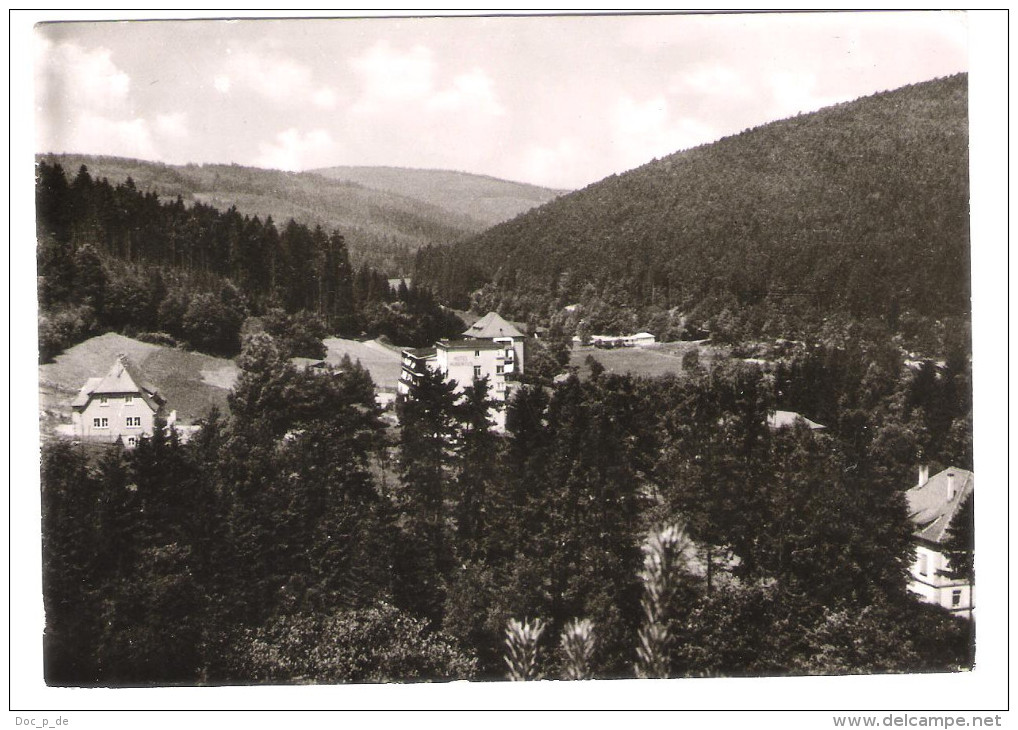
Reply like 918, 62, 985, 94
452, 375, 499, 558
393, 366, 461, 623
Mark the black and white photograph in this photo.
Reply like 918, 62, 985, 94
10, 8, 1009, 724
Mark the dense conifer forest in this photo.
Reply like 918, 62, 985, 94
35, 161, 464, 360
37, 154, 565, 275
414, 75, 969, 350
42, 338, 973, 684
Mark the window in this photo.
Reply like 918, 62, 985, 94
93, 417, 109, 429
496, 365, 505, 374
127, 437, 137, 447
474, 366, 482, 378
125, 395, 133, 404
99, 395, 108, 406
918, 553, 928, 576
93, 417, 102, 428
126, 416, 142, 427
952, 589, 962, 607
474, 350, 480, 357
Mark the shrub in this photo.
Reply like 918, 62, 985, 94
134, 332, 180, 348
232, 603, 477, 684
504, 617, 546, 681
38, 305, 97, 363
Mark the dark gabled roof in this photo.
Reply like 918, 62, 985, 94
71, 355, 165, 412
404, 347, 437, 359
463, 311, 525, 339
437, 338, 506, 351
70, 377, 103, 408
906, 467, 974, 544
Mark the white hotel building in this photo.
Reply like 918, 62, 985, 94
397, 312, 527, 424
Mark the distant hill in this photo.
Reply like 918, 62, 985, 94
311, 166, 568, 228
415, 75, 970, 344
35, 156, 560, 274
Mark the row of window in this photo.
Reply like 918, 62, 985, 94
472, 365, 506, 377
917, 554, 965, 607
98, 395, 135, 406
92, 416, 142, 428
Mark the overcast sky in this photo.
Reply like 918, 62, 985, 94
35, 11, 968, 190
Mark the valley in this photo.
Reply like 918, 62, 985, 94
34, 73, 976, 687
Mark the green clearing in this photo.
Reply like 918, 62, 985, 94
39, 332, 238, 425
569, 341, 722, 380
39, 333, 405, 434
323, 337, 403, 391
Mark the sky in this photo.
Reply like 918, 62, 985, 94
33, 11, 969, 190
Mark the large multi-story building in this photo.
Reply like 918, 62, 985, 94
397, 312, 527, 420
905, 466, 975, 618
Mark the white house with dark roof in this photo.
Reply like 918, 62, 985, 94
71, 355, 173, 447
905, 466, 974, 618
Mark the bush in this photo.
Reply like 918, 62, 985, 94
38, 305, 97, 363
134, 332, 180, 348
231, 604, 478, 683
261, 308, 328, 360
181, 287, 247, 356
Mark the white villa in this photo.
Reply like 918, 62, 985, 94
905, 466, 975, 618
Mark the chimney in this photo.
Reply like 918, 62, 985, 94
918, 464, 929, 487
947, 472, 957, 501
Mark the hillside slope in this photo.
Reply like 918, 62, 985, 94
312, 166, 567, 228
415, 75, 970, 342
35, 156, 558, 273
39, 332, 238, 426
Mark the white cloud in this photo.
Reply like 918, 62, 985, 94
673, 64, 752, 99
221, 49, 337, 109
255, 128, 338, 171
350, 41, 435, 109
517, 138, 582, 189
350, 42, 503, 118
767, 71, 847, 119
71, 113, 157, 160
612, 95, 718, 168
155, 112, 188, 139
615, 95, 669, 140
312, 87, 337, 109
35, 37, 158, 159
428, 68, 504, 116
36, 38, 131, 116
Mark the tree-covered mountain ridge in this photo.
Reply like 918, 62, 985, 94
35, 154, 565, 274
414, 74, 970, 345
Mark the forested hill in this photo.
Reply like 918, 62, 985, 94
414, 75, 970, 346
35, 155, 559, 274
311, 166, 568, 228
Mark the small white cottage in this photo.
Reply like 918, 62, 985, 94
71, 355, 171, 448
